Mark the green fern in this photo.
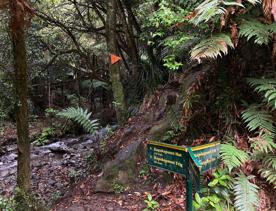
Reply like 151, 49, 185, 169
233, 174, 259, 211
191, 0, 244, 25
245, 0, 261, 5
259, 154, 276, 188
241, 105, 275, 133
250, 131, 276, 154
239, 20, 272, 45
263, 154, 276, 169
191, 34, 234, 62
57, 107, 99, 134
247, 78, 276, 107
220, 144, 249, 172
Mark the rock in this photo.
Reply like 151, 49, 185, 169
44, 142, 71, 153
95, 139, 145, 192
148, 118, 171, 140
6, 153, 17, 161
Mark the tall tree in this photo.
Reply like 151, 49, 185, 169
106, 0, 127, 125
9, 0, 32, 204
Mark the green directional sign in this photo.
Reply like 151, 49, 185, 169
188, 148, 201, 192
147, 141, 188, 176
191, 142, 220, 173
147, 140, 221, 211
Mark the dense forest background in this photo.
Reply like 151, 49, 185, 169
0, 0, 276, 210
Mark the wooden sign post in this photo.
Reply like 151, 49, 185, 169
147, 141, 220, 211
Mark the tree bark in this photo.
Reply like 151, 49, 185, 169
106, 0, 127, 125
9, 0, 31, 197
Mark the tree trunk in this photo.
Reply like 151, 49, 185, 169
106, 0, 127, 125
9, 0, 31, 201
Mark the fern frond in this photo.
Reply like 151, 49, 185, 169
233, 174, 259, 211
57, 107, 99, 134
259, 167, 276, 188
191, 34, 234, 62
258, 153, 276, 188
239, 20, 276, 45
262, 154, 276, 169
191, 0, 225, 25
241, 105, 275, 133
246, 0, 261, 5
249, 131, 276, 154
220, 144, 249, 172
247, 78, 276, 108
191, 0, 244, 25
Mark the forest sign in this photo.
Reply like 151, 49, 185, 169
147, 141, 220, 211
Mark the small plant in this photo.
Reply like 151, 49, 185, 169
45, 108, 58, 118
85, 151, 96, 164
143, 194, 159, 211
0, 196, 16, 211
193, 193, 223, 211
57, 107, 99, 134
193, 169, 233, 210
68, 169, 80, 182
112, 182, 125, 194
51, 191, 61, 202
34, 127, 54, 146
139, 165, 150, 178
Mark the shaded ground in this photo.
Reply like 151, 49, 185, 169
53, 169, 186, 211
0, 127, 110, 206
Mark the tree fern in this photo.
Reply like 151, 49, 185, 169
233, 174, 259, 211
239, 20, 273, 45
247, 78, 276, 107
57, 107, 99, 134
191, 33, 234, 62
241, 105, 275, 133
220, 144, 249, 172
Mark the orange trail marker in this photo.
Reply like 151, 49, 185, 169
110, 54, 122, 64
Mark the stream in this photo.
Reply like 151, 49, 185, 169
0, 127, 110, 206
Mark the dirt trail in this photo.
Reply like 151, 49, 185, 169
52, 87, 187, 210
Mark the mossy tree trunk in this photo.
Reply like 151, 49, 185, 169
106, 0, 127, 125
9, 0, 31, 201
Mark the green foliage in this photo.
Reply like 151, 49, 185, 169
247, 78, 276, 107
241, 105, 275, 133
163, 55, 183, 70
239, 20, 276, 45
258, 154, 276, 188
112, 183, 125, 194
193, 193, 223, 211
0, 196, 16, 211
233, 174, 259, 211
241, 78, 276, 189
190, 34, 234, 62
191, 0, 244, 25
220, 144, 249, 172
143, 194, 159, 211
68, 169, 80, 183
57, 107, 99, 134
249, 131, 276, 154
34, 127, 54, 146
45, 108, 58, 118
194, 169, 233, 210
139, 165, 150, 178
208, 169, 232, 188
